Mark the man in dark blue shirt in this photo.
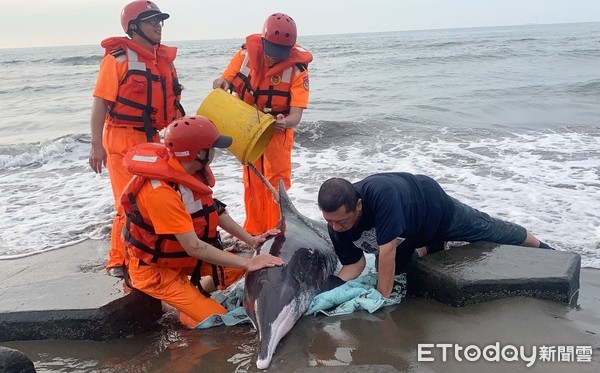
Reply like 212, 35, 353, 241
317, 172, 554, 298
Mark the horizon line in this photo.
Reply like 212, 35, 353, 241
1, 20, 598, 50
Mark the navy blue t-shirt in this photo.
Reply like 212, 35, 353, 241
328, 172, 455, 265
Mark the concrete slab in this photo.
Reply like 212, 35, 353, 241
407, 242, 581, 307
0, 240, 162, 342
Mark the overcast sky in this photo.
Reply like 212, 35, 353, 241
2, 0, 599, 49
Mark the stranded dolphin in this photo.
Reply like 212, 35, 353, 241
243, 181, 339, 369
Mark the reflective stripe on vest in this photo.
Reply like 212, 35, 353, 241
127, 48, 147, 72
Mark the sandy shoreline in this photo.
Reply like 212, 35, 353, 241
1, 240, 599, 372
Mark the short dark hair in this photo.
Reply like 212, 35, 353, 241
318, 178, 359, 213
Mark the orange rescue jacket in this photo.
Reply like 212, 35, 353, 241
230, 34, 312, 115
120, 143, 219, 268
101, 37, 185, 141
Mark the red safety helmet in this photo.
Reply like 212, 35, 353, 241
164, 116, 232, 161
262, 13, 297, 46
121, 1, 170, 34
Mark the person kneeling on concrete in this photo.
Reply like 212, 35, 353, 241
317, 172, 554, 297
120, 115, 284, 327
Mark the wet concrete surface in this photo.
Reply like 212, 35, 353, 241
4, 277, 600, 373
1, 240, 598, 372
0, 240, 162, 342
408, 242, 581, 306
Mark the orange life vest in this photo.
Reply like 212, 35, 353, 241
230, 34, 313, 115
101, 37, 185, 141
120, 143, 218, 268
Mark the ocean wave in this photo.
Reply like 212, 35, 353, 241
3, 83, 66, 94
0, 134, 89, 170
0, 124, 599, 265
2, 55, 101, 66
558, 49, 600, 58
420, 40, 470, 49
0, 58, 25, 65
46, 55, 101, 66
295, 120, 369, 149
396, 49, 524, 66
180, 45, 241, 59
565, 79, 600, 96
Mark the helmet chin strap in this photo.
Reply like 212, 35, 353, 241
132, 22, 159, 46
194, 150, 212, 185
194, 149, 210, 166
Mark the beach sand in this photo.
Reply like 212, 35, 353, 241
1, 240, 599, 372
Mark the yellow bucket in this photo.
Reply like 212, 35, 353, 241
196, 89, 276, 165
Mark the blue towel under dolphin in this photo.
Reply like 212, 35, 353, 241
195, 272, 407, 329
195, 279, 248, 329
305, 273, 407, 316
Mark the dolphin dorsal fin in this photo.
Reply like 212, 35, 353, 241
278, 180, 300, 217
275, 180, 331, 244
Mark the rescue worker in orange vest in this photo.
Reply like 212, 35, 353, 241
213, 13, 313, 235
121, 115, 284, 327
88, 1, 185, 277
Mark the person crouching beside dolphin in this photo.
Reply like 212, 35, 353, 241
120, 115, 284, 327
317, 172, 555, 298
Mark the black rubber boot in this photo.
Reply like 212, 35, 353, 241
538, 241, 556, 250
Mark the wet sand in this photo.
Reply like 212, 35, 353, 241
2, 240, 599, 372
